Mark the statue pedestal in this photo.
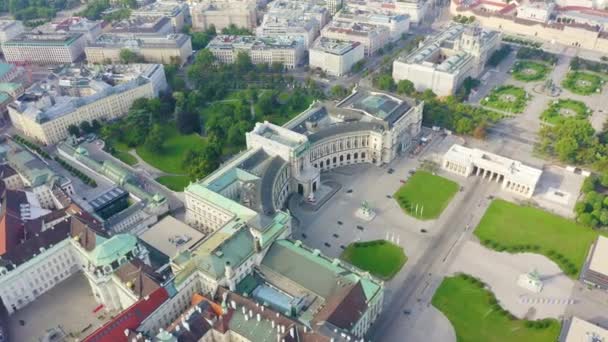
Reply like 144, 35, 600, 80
517, 270, 543, 293
355, 207, 376, 221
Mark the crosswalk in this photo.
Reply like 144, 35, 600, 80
519, 296, 575, 305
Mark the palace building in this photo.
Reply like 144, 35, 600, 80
442, 144, 542, 198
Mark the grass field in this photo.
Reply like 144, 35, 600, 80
562, 71, 603, 95
540, 99, 590, 124
512, 60, 550, 82
136, 126, 204, 174
481, 85, 529, 114
394, 171, 459, 220
475, 199, 598, 277
156, 175, 191, 192
432, 274, 561, 342
108, 140, 138, 166
340, 240, 407, 280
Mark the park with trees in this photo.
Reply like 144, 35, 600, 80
100, 50, 321, 191
1, 0, 81, 26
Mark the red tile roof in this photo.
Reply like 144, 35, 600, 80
83, 287, 169, 342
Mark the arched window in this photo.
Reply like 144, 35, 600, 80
354, 152, 358, 159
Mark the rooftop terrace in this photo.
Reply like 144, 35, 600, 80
3, 32, 82, 46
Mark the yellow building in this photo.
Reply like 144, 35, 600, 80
8, 64, 167, 145
85, 33, 193, 66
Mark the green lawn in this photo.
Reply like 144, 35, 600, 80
540, 99, 590, 124
340, 240, 407, 280
156, 175, 191, 192
475, 199, 599, 277
512, 60, 550, 82
108, 140, 138, 166
433, 274, 561, 342
394, 171, 459, 220
562, 71, 603, 95
136, 125, 204, 174
481, 85, 529, 114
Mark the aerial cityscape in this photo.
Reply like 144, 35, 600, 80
0, 0, 607, 341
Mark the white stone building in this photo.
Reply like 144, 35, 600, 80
86, 33, 193, 66
581, 235, 608, 289
321, 20, 390, 56
0, 198, 151, 315
0, 20, 25, 44
190, 0, 258, 31
3, 141, 73, 209
36, 17, 103, 44
257, 0, 330, 48
561, 317, 608, 342
110, 16, 174, 36
309, 37, 365, 76
132, 2, 188, 32
346, 0, 429, 25
516, 2, 556, 23
1, 32, 86, 64
392, 24, 501, 96
206, 35, 305, 69
8, 64, 167, 145
442, 144, 542, 198
335, 5, 411, 41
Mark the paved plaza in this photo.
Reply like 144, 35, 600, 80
8, 273, 109, 342
448, 240, 575, 319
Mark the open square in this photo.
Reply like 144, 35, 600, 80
8, 273, 108, 342
474, 199, 598, 277
561, 71, 603, 95
432, 274, 561, 342
340, 240, 407, 280
512, 60, 550, 82
481, 85, 529, 114
393, 170, 459, 220
540, 99, 590, 124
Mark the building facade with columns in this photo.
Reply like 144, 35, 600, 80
393, 24, 501, 96
442, 144, 542, 198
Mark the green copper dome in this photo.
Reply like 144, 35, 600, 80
90, 234, 137, 267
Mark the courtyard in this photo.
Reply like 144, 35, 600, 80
8, 273, 110, 342
340, 240, 407, 280
474, 199, 598, 277
561, 71, 603, 95
432, 274, 561, 342
393, 170, 459, 220
512, 60, 550, 82
481, 85, 530, 114
540, 99, 590, 124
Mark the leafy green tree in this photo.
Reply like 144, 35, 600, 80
455, 117, 474, 134
119, 49, 141, 64
79, 121, 93, 134
578, 212, 594, 226
555, 137, 579, 162
375, 74, 395, 91
221, 24, 252, 35
601, 172, 608, 187
145, 125, 164, 153
68, 124, 80, 137
176, 108, 201, 134
396, 79, 415, 95
330, 85, 348, 99
235, 51, 254, 74
76, 0, 110, 20
351, 60, 365, 73
91, 119, 102, 132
